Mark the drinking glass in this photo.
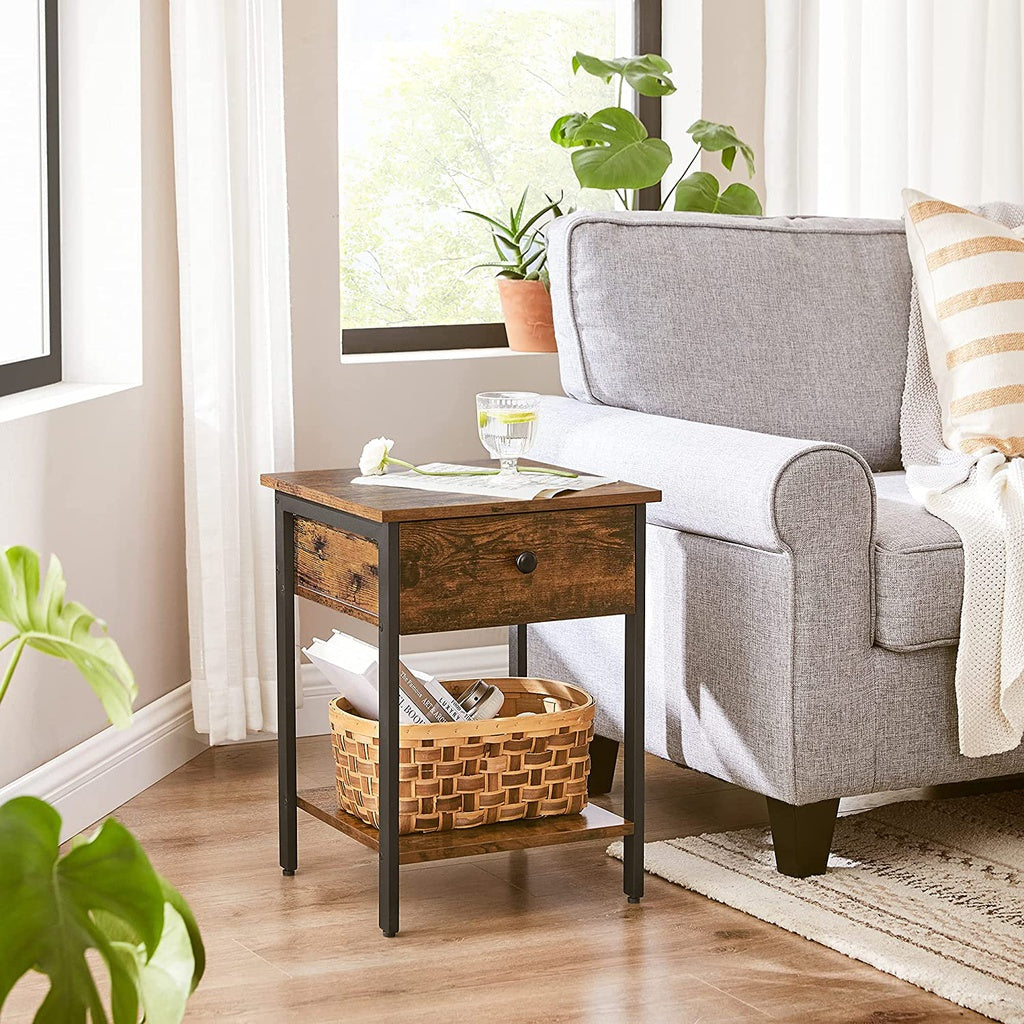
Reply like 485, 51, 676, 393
476, 392, 539, 476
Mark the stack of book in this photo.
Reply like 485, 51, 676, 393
303, 631, 504, 725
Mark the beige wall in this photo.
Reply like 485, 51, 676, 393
0, 1, 188, 784
282, 0, 563, 656
701, 0, 767, 204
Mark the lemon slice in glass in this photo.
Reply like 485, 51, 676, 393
495, 411, 538, 424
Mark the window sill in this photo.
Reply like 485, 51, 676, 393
340, 347, 557, 366
0, 381, 139, 425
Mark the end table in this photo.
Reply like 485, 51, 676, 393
260, 462, 660, 937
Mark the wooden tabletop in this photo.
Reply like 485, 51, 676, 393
260, 460, 661, 523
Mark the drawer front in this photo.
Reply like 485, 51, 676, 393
294, 518, 379, 625
399, 506, 635, 634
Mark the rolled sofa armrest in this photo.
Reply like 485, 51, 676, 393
532, 395, 875, 552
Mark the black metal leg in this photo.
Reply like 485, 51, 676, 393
378, 524, 401, 937
623, 504, 645, 902
509, 624, 528, 676
275, 495, 297, 876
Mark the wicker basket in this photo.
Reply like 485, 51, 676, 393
329, 677, 595, 834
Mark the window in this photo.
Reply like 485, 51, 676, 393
339, 0, 661, 355
0, 0, 60, 398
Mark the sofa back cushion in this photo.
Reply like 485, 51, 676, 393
547, 211, 912, 471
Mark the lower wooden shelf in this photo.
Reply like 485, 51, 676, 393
296, 787, 633, 865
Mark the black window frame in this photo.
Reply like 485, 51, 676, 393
341, 0, 662, 357
0, 0, 61, 399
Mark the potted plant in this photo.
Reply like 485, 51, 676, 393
464, 50, 763, 355
0, 547, 204, 1023
551, 51, 762, 214
462, 189, 567, 353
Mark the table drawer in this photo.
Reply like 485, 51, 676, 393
294, 517, 379, 625
398, 506, 636, 634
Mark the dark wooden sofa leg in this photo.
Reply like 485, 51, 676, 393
588, 735, 620, 796
766, 796, 840, 877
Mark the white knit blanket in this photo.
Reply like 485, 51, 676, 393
901, 202, 1024, 756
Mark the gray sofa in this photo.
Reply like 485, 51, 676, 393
527, 210, 1024, 876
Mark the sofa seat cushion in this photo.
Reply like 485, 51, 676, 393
873, 472, 963, 650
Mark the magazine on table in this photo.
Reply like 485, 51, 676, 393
352, 463, 615, 501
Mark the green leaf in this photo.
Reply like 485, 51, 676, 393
673, 172, 762, 215
0, 547, 136, 726
469, 262, 524, 276
569, 107, 672, 191
98, 904, 196, 1024
716, 183, 763, 215
462, 189, 563, 279
622, 54, 676, 97
572, 51, 625, 82
0, 796, 203, 1024
572, 52, 676, 97
159, 876, 205, 994
550, 112, 591, 148
461, 210, 519, 249
519, 242, 546, 273
672, 170, 719, 212
512, 189, 527, 232
687, 120, 757, 178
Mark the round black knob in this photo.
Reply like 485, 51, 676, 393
515, 551, 538, 574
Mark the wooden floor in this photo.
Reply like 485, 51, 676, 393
7, 738, 987, 1024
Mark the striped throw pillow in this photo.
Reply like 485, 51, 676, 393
902, 187, 1024, 456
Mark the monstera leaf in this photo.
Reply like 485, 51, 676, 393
569, 107, 672, 191
674, 171, 763, 216
0, 796, 204, 1024
549, 111, 592, 148
687, 119, 757, 178
572, 51, 676, 97
0, 547, 135, 726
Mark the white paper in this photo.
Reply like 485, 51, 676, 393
352, 463, 615, 501
303, 632, 437, 724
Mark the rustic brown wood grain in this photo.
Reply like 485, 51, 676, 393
398, 506, 635, 634
296, 787, 631, 864
261, 461, 661, 523
294, 518, 379, 625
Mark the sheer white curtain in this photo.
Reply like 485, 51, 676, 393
170, 0, 294, 743
764, 0, 1024, 217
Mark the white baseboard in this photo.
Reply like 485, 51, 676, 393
0, 682, 206, 842
295, 643, 509, 737
0, 644, 509, 841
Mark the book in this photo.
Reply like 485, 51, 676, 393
302, 630, 471, 725
397, 661, 466, 722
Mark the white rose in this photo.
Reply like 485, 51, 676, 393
359, 437, 395, 476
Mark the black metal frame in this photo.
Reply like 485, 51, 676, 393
342, 0, 663, 357
0, 0, 62, 399
274, 491, 647, 934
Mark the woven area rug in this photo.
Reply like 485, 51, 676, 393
609, 789, 1024, 1023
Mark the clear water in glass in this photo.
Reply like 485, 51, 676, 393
476, 391, 540, 476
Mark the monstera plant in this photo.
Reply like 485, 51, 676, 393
551, 50, 762, 214
0, 547, 204, 1023
465, 48, 762, 353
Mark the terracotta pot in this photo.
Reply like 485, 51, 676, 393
497, 278, 557, 353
